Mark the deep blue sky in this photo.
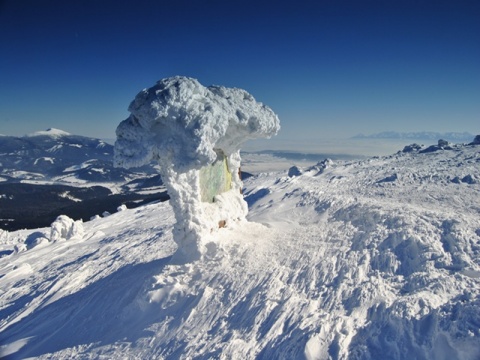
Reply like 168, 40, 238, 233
0, 0, 479, 148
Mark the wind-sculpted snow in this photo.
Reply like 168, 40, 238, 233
1, 143, 479, 359
114, 76, 280, 172
49, 215, 84, 242
114, 76, 280, 262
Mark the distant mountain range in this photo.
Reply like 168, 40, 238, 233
0, 128, 156, 183
352, 131, 476, 142
0, 128, 166, 231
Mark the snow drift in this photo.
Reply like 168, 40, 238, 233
114, 76, 280, 262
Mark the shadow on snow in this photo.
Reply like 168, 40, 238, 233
0, 256, 172, 359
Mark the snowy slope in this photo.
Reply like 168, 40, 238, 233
1, 143, 479, 359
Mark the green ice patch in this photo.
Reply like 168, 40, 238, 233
199, 151, 232, 203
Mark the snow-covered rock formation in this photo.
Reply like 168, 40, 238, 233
114, 76, 280, 262
50, 215, 84, 242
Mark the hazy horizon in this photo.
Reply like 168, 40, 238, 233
2, 126, 476, 158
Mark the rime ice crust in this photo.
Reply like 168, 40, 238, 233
114, 76, 280, 172
114, 76, 280, 262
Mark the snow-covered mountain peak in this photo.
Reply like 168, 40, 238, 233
26, 128, 71, 137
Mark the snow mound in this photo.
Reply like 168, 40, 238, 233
287, 165, 303, 177
470, 135, 480, 145
402, 143, 423, 152
50, 215, 84, 242
420, 139, 455, 153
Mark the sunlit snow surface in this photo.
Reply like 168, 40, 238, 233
1, 144, 479, 359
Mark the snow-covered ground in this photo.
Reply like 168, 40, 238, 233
1, 143, 479, 359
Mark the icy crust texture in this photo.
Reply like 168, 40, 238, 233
114, 77, 280, 262
160, 167, 248, 262
50, 215, 84, 242
114, 76, 279, 172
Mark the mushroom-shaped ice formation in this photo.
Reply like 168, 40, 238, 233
114, 76, 280, 262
